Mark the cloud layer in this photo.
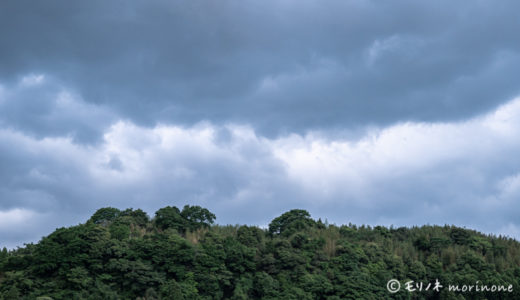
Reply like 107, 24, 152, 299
1, 75, 520, 248
2, 1, 520, 248
2, 1, 520, 135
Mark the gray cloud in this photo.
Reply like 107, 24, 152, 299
2, 1, 520, 136
0, 75, 115, 143
2, 1, 520, 248
1, 98, 520, 248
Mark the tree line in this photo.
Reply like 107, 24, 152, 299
0, 205, 519, 299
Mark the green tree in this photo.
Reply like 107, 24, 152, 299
160, 279, 184, 300
154, 206, 185, 232
181, 205, 216, 231
120, 208, 150, 226
4, 285, 20, 300
269, 209, 315, 236
89, 207, 121, 226
1, 206, 519, 300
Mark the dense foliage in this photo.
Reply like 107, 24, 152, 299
1, 206, 519, 299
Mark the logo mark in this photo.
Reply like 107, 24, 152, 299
387, 279, 401, 293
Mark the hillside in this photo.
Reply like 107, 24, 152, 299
1, 206, 519, 299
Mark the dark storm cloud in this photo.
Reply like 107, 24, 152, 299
2, 0, 520, 249
2, 0, 520, 135
0, 75, 115, 143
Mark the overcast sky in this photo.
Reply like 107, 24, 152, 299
2, 0, 520, 248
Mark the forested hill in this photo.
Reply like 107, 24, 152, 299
1, 206, 519, 299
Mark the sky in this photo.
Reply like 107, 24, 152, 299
1, 0, 520, 248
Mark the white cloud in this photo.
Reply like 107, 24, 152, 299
0, 208, 37, 227
2, 96, 520, 248
272, 97, 520, 200
20, 74, 45, 87
0, 208, 54, 249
